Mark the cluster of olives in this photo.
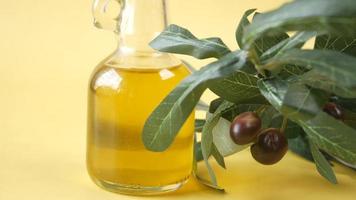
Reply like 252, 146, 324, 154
229, 102, 344, 165
229, 112, 288, 165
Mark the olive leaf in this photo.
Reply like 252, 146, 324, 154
209, 98, 224, 114
221, 104, 267, 122
208, 69, 266, 104
211, 144, 226, 169
301, 112, 356, 165
236, 9, 290, 57
334, 97, 356, 113
182, 59, 197, 72
252, 14, 289, 57
212, 114, 249, 157
236, 9, 256, 49
194, 141, 203, 162
288, 134, 314, 162
182, 60, 210, 111
257, 78, 325, 121
268, 49, 356, 97
243, 0, 356, 49
144, 0, 356, 187
315, 34, 356, 56
308, 139, 338, 184
259, 31, 316, 75
150, 24, 231, 59
281, 83, 327, 121
254, 32, 289, 57
278, 65, 308, 80
261, 31, 317, 61
300, 70, 356, 98
201, 101, 234, 187
195, 119, 205, 132
193, 136, 225, 192
259, 78, 356, 167
313, 33, 356, 98
142, 51, 247, 152
344, 109, 356, 129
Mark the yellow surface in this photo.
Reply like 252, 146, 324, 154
0, 0, 355, 199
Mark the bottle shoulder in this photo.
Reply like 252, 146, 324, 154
89, 62, 191, 93
100, 50, 183, 70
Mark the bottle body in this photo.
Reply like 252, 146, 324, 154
87, 56, 194, 194
88, 0, 194, 194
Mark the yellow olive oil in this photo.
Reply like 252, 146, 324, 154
87, 64, 195, 192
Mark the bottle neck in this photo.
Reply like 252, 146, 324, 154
117, 0, 167, 54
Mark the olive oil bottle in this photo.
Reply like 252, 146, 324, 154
87, 0, 195, 195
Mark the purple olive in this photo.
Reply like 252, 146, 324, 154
251, 128, 288, 165
323, 102, 344, 120
230, 112, 262, 145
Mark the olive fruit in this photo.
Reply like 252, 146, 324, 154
251, 128, 288, 165
323, 102, 344, 120
230, 112, 262, 145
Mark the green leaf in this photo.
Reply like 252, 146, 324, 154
261, 31, 317, 61
211, 144, 226, 169
308, 139, 338, 184
344, 109, 356, 129
288, 134, 314, 162
142, 51, 247, 152
278, 65, 308, 80
201, 101, 234, 186
193, 136, 225, 192
202, 102, 234, 158
236, 9, 256, 49
236, 9, 289, 56
182, 60, 197, 72
150, 24, 231, 59
259, 78, 356, 166
257, 78, 288, 110
243, 0, 356, 49
313, 34, 356, 98
209, 69, 266, 104
195, 121, 229, 169
300, 70, 356, 98
193, 175, 225, 192
315, 34, 356, 56
254, 31, 289, 57
212, 116, 249, 157
334, 97, 356, 113
194, 141, 203, 162
195, 119, 205, 132
222, 104, 266, 122
209, 98, 224, 114
261, 32, 315, 76
268, 49, 356, 97
257, 78, 325, 121
281, 83, 327, 121
301, 112, 356, 165
209, 99, 271, 123
283, 120, 302, 139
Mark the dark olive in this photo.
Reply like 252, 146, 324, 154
230, 112, 262, 145
323, 102, 344, 120
251, 128, 288, 165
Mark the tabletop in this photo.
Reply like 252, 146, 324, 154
0, 0, 355, 199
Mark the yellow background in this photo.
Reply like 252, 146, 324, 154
0, 0, 355, 199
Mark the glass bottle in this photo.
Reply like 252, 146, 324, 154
87, 0, 195, 195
